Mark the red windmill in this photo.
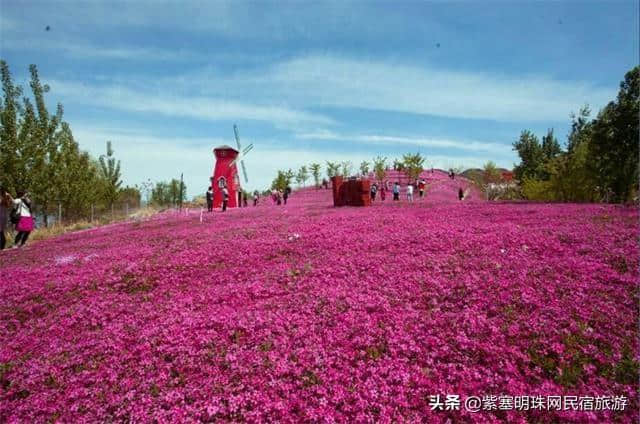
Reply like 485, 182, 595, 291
210, 125, 253, 208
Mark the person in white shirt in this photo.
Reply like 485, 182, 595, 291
12, 191, 34, 248
406, 183, 414, 202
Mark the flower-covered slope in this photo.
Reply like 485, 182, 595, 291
1, 187, 638, 423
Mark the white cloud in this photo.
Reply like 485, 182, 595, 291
296, 130, 511, 155
256, 55, 614, 122
50, 80, 335, 127
142, 54, 615, 123
2, 38, 202, 61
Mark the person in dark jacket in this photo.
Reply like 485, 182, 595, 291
458, 187, 464, 201
206, 187, 213, 212
283, 186, 291, 205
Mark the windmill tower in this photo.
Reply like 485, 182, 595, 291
210, 125, 253, 208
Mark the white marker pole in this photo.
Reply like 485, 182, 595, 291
200, 208, 203, 223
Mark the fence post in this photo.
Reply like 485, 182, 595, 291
126, 202, 129, 217
91, 204, 94, 223
58, 203, 62, 226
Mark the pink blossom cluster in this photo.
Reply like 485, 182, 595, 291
0, 180, 637, 423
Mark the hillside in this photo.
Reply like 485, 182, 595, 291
1, 186, 638, 422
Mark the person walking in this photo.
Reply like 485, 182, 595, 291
243, 191, 248, 207
370, 183, 378, 201
380, 184, 386, 201
206, 187, 213, 212
0, 187, 12, 250
393, 182, 400, 201
253, 191, 259, 206
458, 187, 464, 201
283, 186, 291, 205
237, 187, 243, 208
407, 183, 414, 202
222, 186, 229, 211
12, 191, 34, 248
418, 179, 426, 199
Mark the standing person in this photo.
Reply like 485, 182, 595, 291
393, 182, 400, 201
237, 187, 243, 208
206, 187, 213, 212
243, 191, 248, 207
458, 187, 464, 201
418, 179, 426, 199
0, 187, 13, 250
276, 190, 282, 205
222, 186, 229, 211
380, 184, 386, 201
12, 191, 34, 248
370, 183, 378, 201
253, 191, 259, 206
283, 186, 290, 205
407, 183, 414, 202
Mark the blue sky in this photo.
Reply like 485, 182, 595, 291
1, 0, 638, 197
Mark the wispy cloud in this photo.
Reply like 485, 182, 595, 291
50, 80, 335, 127
144, 54, 615, 123
2, 38, 203, 62
296, 130, 511, 155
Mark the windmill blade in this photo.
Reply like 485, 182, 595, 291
240, 160, 249, 183
233, 124, 242, 152
242, 144, 253, 155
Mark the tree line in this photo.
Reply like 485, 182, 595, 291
513, 66, 639, 203
270, 153, 428, 192
0, 61, 188, 225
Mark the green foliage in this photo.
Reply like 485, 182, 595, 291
295, 165, 309, 187
392, 158, 405, 171
516, 66, 639, 204
309, 163, 321, 188
513, 130, 545, 180
325, 161, 340, 179
372, 156, 387, 182
402, 152, 425, 181
359, 160, 370, 176
521, 177, 556, 202
270, 170, 288, 192
117, 186, 142, 209
340, 161, 353, 177
588, 66, 639, 203
98, 141, 122, 208
151, 179, 186, 207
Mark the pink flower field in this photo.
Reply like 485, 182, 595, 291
1, 173, 638, 423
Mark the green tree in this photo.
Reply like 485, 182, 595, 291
54, 122, 100, 220
326, 161, 340, 179
402, 152, 425, 181
296, 165, 309, 187
309, 163, 321, 188
567, 105, 592, 153
0, 60, 23, 194
372, 156, 387, 182
541, 128, 562, 161
513, 130, 545, 180
359, 160, 370, 176
98, 141, 122, 209
340, 161, 353, 177
588, 66, 639, 203
270, 170, 288, 192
